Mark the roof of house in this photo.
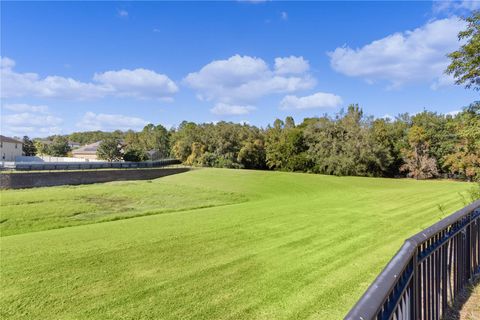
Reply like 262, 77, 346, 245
72, 141, 101, 154
0, 135, 23, 144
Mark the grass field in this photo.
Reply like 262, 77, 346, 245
0, 168, 473, 319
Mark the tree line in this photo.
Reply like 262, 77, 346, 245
169, 104, 480, 181
23, 103, 479, 181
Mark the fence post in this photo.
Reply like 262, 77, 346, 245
413, 247, 419, 320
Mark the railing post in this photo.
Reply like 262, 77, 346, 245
413, 247, 419, 320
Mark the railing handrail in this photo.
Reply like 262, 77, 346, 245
345, 199, 480, 320
408, 200, 480, 245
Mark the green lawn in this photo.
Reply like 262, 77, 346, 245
0, 168, 473, 319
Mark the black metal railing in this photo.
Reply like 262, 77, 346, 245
345, 199, 480, 320
13, 159, 181, 171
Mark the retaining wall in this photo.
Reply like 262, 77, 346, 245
0, 168, 190, 189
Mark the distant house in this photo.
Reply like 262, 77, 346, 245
72, 141, 101, 160
0, 135, 23, 161
68, 141, 81, 149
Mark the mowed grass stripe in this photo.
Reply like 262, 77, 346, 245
0, 168, 472, 319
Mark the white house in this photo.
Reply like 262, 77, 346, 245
0, 135, 23, 161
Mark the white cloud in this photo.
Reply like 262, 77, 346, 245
210, 103, 256, 115
0, 57, 178, 100
431, 72, 456, 90
2, 112, 62, 127
446, 110, 461, 116
433, 0, 480, 13
237, 0, 268, 3
379, 114, 394, 122
280, 92, 343, 110
77, 112, 148, 131
281, 11, 288, 20
328, 17, 466, 89
118, 9, 128, 17
2, 103, 49, 113
1, 103, 63, 136
274, 56, 309, 75
1, 57, 15, 69
184, 55, 315, 104
93, 68, 178, 99
1, 112, 63, 136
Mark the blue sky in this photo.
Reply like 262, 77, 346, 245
1, 1, 479, 137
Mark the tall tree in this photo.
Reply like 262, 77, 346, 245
265, 117, 309, 171
96, 138, 123, 161
140, 124, 170, 158
446, 11, 480, 91
237, 139, 266, 169
22, 136, 37, 156
400, 126, 439, 179
443, 102, 480, 181
47, 136, 71, 157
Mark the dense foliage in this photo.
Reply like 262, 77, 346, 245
34, 136, 71, 157
67, 130, 126, 145
446, 11, 480, 91
26, 103, 479, 181
169, 103, 480, 181
22, 136, 36, 156
96, 138, 123, 162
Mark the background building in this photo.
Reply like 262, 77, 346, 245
0, 135, 23, 161
71, 141, 101, 160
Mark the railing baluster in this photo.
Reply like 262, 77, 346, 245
345, 201, 480, 320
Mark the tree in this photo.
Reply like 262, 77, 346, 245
123, 147, 148, 162
171, 122, 199, 162
33, 140, 49, 156
140, 124, 170, 158
303, 105, 384, 177
237, 139, 266, 169
446, 11, 480, 91
185, 142, 205, 166
265, 117, 309, 171
400, 126, 439, 179
96, 138, 123, 161
443, 102, 480, 181
68, 130, 127, 145
47, 136, 71, 157
22, 136, 36, 156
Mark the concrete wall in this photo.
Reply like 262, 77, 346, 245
0, 167, 190, 189
1, 141, 23, 161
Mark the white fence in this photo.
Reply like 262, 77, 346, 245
15, 156, 104, 163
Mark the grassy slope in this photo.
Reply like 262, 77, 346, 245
0, 168, 472, 319
0, 174, 246, 236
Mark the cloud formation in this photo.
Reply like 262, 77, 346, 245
210, 103, 256, 115
433, 0, 480, 13
93, 69, 178, 99
117, 9, 129, 17
3, 103, 49, 113
1, 57, 178, 100
274, 56, 309, 75
184, 55, 315, 113
77, 112, 148, 131
328, 17, 465, 89
280, 92, 343, 110
1, 103, 63, 136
